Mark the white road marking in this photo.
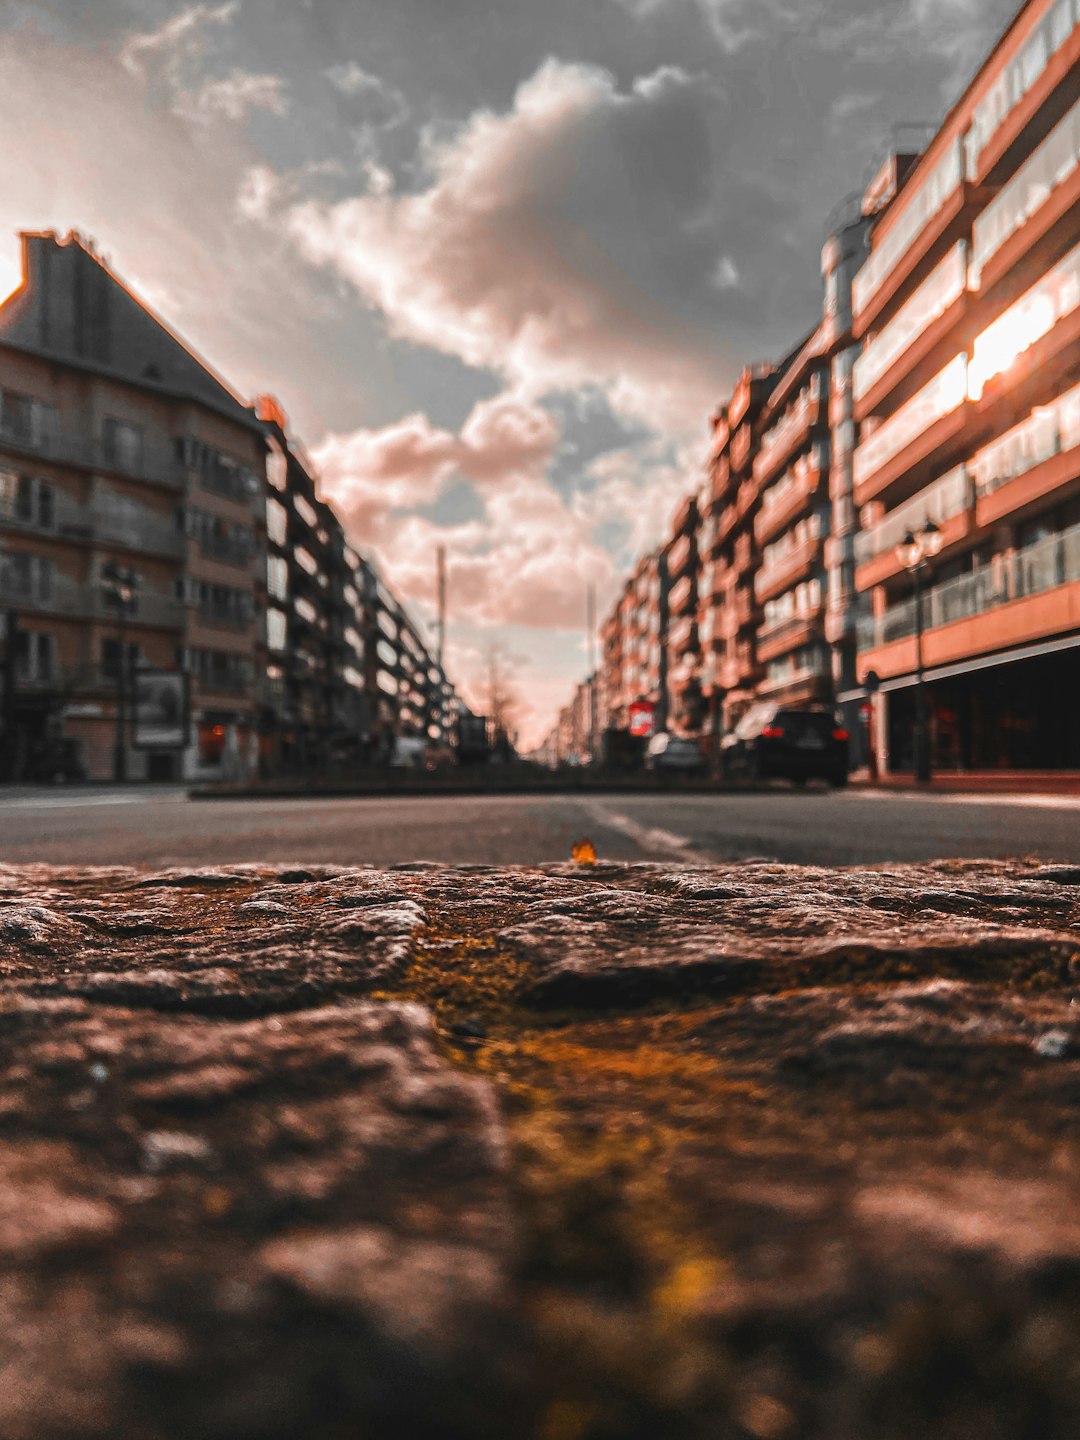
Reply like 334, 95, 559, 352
581, 801, 714, 864
0, 793, 166, 811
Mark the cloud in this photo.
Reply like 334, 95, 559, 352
118, 1, 240, 73
188, 68, 288, 122
284, 58, 732, 433
312, 391, 614, 634
120, 1, 287, 125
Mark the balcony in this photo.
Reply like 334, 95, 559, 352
972, 91, 1080, 295
971, 375, 1080, 518
0, 490, 185, 559
853, 242, 969, 421
757, 610, 824, 665
967, 2, 1080, 188
197, 533, 257, 568
853, 354, 969, 506
0, 425, 185, 491
735, 479, 758, 521
754, 461, 824, 545
752, 390, 826, 488
0, 573, 185, 627
857, 520, 1080, 653
852, 136, 973, 334
667, 574, 696, 617
758, 658, 831, 699
968, 234, 1080, 407
755, 533, 824, 604
666, 533, 695, 581
731, 424, 753, 473
854, 464, 974, 571
734, 588, 760, 627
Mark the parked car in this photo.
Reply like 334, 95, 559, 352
646, 733, 705, 774
721, 705, 849, 786
390, 736, 427, 769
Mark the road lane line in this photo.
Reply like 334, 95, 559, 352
0, 794, 164, 811
580, 801, 715, 864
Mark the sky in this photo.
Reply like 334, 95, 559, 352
0, 0, 1019, 744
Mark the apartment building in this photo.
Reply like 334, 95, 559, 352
260, 397, 371, 770
0, 230, 265, 782
706, 364, 779, 728
664, 492, 700, 735
852, 0, 1080, 772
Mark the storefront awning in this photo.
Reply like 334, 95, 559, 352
838, 631, 1080, 703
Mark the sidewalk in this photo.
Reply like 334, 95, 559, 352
850, 770, 1080, 795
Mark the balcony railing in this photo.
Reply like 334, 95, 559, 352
972, 92, 1080, 285
853, 138, 964, 322
853, 354, 968, 495
969, 236, 1080, 401
0, 426, 185, 491
857, 521, 1080, 650
753, 389, 823, 484
0, 574, 185, 627
964, 0, 1080, 182
970, 377, 1080, 500
197, 532, 257, 567
853, 242, 969, 405
0, 492, 185, 558
761, 655, 830, 695
854, 465, 974, 566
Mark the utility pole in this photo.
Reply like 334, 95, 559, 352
436, 545, 447, 671
101, 562, 139, 784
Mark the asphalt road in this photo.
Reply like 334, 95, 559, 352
0, 786, 1078, 867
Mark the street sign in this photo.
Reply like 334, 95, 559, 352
629, 700, 655, 738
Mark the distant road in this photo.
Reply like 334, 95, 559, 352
1, 787, 1078, 866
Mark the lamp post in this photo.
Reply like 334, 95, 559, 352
101, 562, 139, 783
897, 519, 943, 784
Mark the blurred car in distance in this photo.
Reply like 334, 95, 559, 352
646, 733, 706, 773
720, 705, 849, 786
390, 736, 428, 769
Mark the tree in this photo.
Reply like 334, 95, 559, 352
484, 642, 521, 740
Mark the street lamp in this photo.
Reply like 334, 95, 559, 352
896, 518, 942, 784
101, 561, 139, 783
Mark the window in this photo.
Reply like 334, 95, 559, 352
267, 554, 288, 600
0, 390, 57, 450
266, 497, 288, 546
102, 418, 144, 474
193, 581, 253, 627
267, 607, 288, 652
266, 444, 287, 492
0, 551, 54, 602
0, 470, 55, 528
294, 494, 319, 529
294, 546, 319, 577
14, 630, 55, 683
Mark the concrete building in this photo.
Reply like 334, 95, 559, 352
663, 492, 700, 736
260, 397, 370, 771
706, 364, 780, 728
851, 0, 1080, 773
0, 230, 265, 782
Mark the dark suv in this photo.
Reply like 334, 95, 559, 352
721, 704, 849, 787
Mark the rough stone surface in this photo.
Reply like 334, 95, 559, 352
0, 859, 1077, 1438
